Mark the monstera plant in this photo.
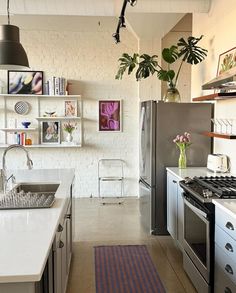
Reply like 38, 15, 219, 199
115, 35, 207, 102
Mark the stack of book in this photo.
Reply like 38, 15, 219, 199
44, 77, 67, 95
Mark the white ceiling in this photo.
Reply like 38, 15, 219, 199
0, 0, 211, 39
0, 0, 211, 16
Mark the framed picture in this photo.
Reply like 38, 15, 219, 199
98, 100, 122, 132
217, 47, 236, 76
41, 121, 60, 144
8, 70, 43, 95
64, 100, 77, 117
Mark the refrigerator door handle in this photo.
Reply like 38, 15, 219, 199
139, 178, 151, 190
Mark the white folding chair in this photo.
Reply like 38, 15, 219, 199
98, 159, 124, 204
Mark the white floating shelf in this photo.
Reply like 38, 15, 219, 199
0, 94, 81, 99
0, 128, 38, 132
36, 117, 81, 121
0, 144, 82, 148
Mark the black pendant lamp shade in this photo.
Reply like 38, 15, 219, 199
0, 24, 29, 69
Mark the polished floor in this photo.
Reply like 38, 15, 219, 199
66, 197, 196, 293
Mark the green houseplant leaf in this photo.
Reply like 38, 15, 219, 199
177, 35, 208, 65
157, 70, 175, 83
115, 53, 139, 80
162, 46, 178, 64
135, 54, 159, 80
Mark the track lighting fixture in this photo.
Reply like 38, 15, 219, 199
112, 0, 138, 44
0, 0, 29, 69
128, 0, 138, 7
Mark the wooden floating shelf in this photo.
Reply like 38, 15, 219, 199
36, 117, 81, 121
202, 131, 236, 139
193, 92, 236, 101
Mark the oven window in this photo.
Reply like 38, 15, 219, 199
184, 204, 207, 267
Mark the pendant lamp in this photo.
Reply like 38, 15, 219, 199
0, 0, 29, 69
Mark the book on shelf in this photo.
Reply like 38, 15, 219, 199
46, 76, 68, 96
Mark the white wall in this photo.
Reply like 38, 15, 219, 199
192, 0, 236, 172
161, 14, 192, 102
0, 16, 139, 197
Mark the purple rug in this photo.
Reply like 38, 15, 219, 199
94, 245, 166, 293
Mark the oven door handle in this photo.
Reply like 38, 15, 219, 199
184, 198, 208, 219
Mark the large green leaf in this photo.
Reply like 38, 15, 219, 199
135, 54, 159, 80
157, 70, 175, 82
177, 35, 208, 65
162, 46, 178, 64
115, 53, 139, 80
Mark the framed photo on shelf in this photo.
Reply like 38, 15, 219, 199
98, 100, 122, 132
217, 47, 236, 76
64, 100, 77, 117
8, 70, 43, 95
41, 121, 60, 144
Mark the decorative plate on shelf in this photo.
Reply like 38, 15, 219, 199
14, 101, 30, 115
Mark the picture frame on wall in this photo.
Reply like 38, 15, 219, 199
217, 47, 236, 76
64, 100, 78, 117
98, 100, 122, 132
41, 121, 60, 144
8, 70, 43, 95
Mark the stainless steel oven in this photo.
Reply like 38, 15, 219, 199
183, 192, 214, 293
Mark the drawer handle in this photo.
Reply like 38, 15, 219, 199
226, 222, 234, 231
59, 240, 64, 248
172, 180, 177, 183
225, 264, 234, 275
225, 243, 234, 253
225, 287, 232, 293
57, 224, 63, 232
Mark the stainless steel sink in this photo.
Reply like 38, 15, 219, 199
15, 182, 59, 194
0, 183, 59, 210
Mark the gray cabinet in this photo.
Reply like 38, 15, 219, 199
54, 200, 72, 293
215, 205, 236, 293
167, 170, 184, 250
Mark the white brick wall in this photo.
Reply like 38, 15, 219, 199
0, 18, 139, 197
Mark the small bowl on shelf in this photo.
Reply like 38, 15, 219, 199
21, 121, 31, 128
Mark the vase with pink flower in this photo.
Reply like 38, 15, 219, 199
63, 122, 77, 142
173, 132, 191, 169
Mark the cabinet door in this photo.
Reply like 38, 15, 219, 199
66, 216, 72, 274
167, 172, 178, 240
60, 225, 67, 293
177, 185, 184, 249
54, 239, 62, 293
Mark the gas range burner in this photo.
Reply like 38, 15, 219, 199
179, 175, 236, 203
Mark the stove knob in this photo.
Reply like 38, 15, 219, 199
203, 189, 213, 198
184, 177, 193, 184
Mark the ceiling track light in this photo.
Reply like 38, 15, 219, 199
0, 0, 29, 70
128, 0, 137, 7
112, 0, 138, 44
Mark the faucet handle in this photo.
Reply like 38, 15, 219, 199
28, 159, 33, 169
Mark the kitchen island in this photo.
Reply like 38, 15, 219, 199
0, 168, 75, 293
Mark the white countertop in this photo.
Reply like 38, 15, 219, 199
166, 167, 232, 181
213, 199, 236, 220
0, 168, 74, 283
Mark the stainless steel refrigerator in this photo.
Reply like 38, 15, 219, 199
139, 101, 213, 235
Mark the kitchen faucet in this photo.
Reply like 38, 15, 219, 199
2, 144, 33, 193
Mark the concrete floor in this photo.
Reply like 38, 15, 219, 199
66, 197, 196, 293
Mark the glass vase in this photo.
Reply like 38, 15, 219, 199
178, 147, 187, 169
163, 85, 181, 103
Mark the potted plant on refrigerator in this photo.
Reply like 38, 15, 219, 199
115, 35, 207, 102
